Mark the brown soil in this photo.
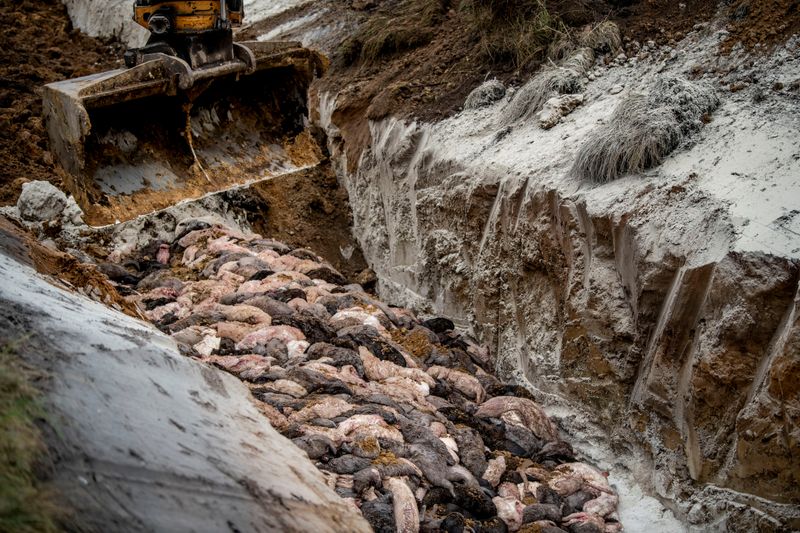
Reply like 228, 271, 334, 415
241, 162, 370, 281
75, 129, 324, 227
290, 1, 729, 125
258, 0, 723, 174
245, 1, 799, 179
0, 216, 140, 317
609, 1, 719, 45
0, 0, 122, 207
722, 0, 800, 52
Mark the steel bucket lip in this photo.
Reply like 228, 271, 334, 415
82, 163, 320, 230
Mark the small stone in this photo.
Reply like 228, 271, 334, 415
538, 94, 584, 129
730, 81, 748, 92
609, 84, 624, 95
465, 79, 507, 110
17, 180, 68, 223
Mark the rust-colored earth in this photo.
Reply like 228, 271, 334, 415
722, 0, 800, 52
0, 216, 140, 317
0, 0, 121, 206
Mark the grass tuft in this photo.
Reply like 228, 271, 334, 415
548, 20, 622, 60
465, 0, 566, 68
336, 0, 565, 69
573, 76, 720, 183
497, 47, 594, 125
337, 0, 449, 65
0, 341, 60, 533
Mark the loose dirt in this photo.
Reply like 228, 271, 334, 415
722, 0, 800, 52
247, 1, 726, 125
242, 0, 726, 174
245, 163, 369, 281
245, 0, 799, 177
0, 0, 121, 207
0, 216, 140, 317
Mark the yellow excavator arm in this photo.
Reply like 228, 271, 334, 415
133, 0, 243, 34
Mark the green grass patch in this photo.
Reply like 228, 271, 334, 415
0, 341, 59, 533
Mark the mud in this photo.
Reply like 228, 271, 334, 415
722, 0, 800, 52
0, 0, 121, 206
244, 164, 370, 281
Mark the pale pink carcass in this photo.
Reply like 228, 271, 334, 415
270, 254, 312, 272
583, 491, 619, 517
235, 325, 306, 352
216, 321, 260, 343
330, 308, 386, 332
552, 463, 613, 496
193, 333, 221, 356
563, 512, 607, 530
493, 496, 524, 531
498, 482, 521, 500
172, 325, 209, 346
156, 244, 171, 265
146, 301, 187, 322
264, 379, 307, 398
475, 396, 559, 442
286, 340, 310, 359
289, 397, 354, 424
385, 477, 420, 533
358, 347, 434, 386
202, 354, 272, 380
206, 236, 253, 256
483, 455, 507, 487
219, 304, 271, 325
427, 365, 486, 403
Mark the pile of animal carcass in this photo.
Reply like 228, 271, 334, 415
118, 221, 622, 533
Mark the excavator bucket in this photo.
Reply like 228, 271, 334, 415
42, 41, 327, 226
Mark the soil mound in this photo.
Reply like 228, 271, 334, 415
0, 0, 120, 206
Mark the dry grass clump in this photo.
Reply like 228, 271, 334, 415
465, 0, 566, 68
0, 342, 60, 533
548, 20, 622, 60
337, 0, 565, 69
337, 0, 449, 65
497, 47, 594, 125
573, 77, 719, 183
579, 21, 622, 55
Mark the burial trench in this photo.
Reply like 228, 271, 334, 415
110, 186, 629, 533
